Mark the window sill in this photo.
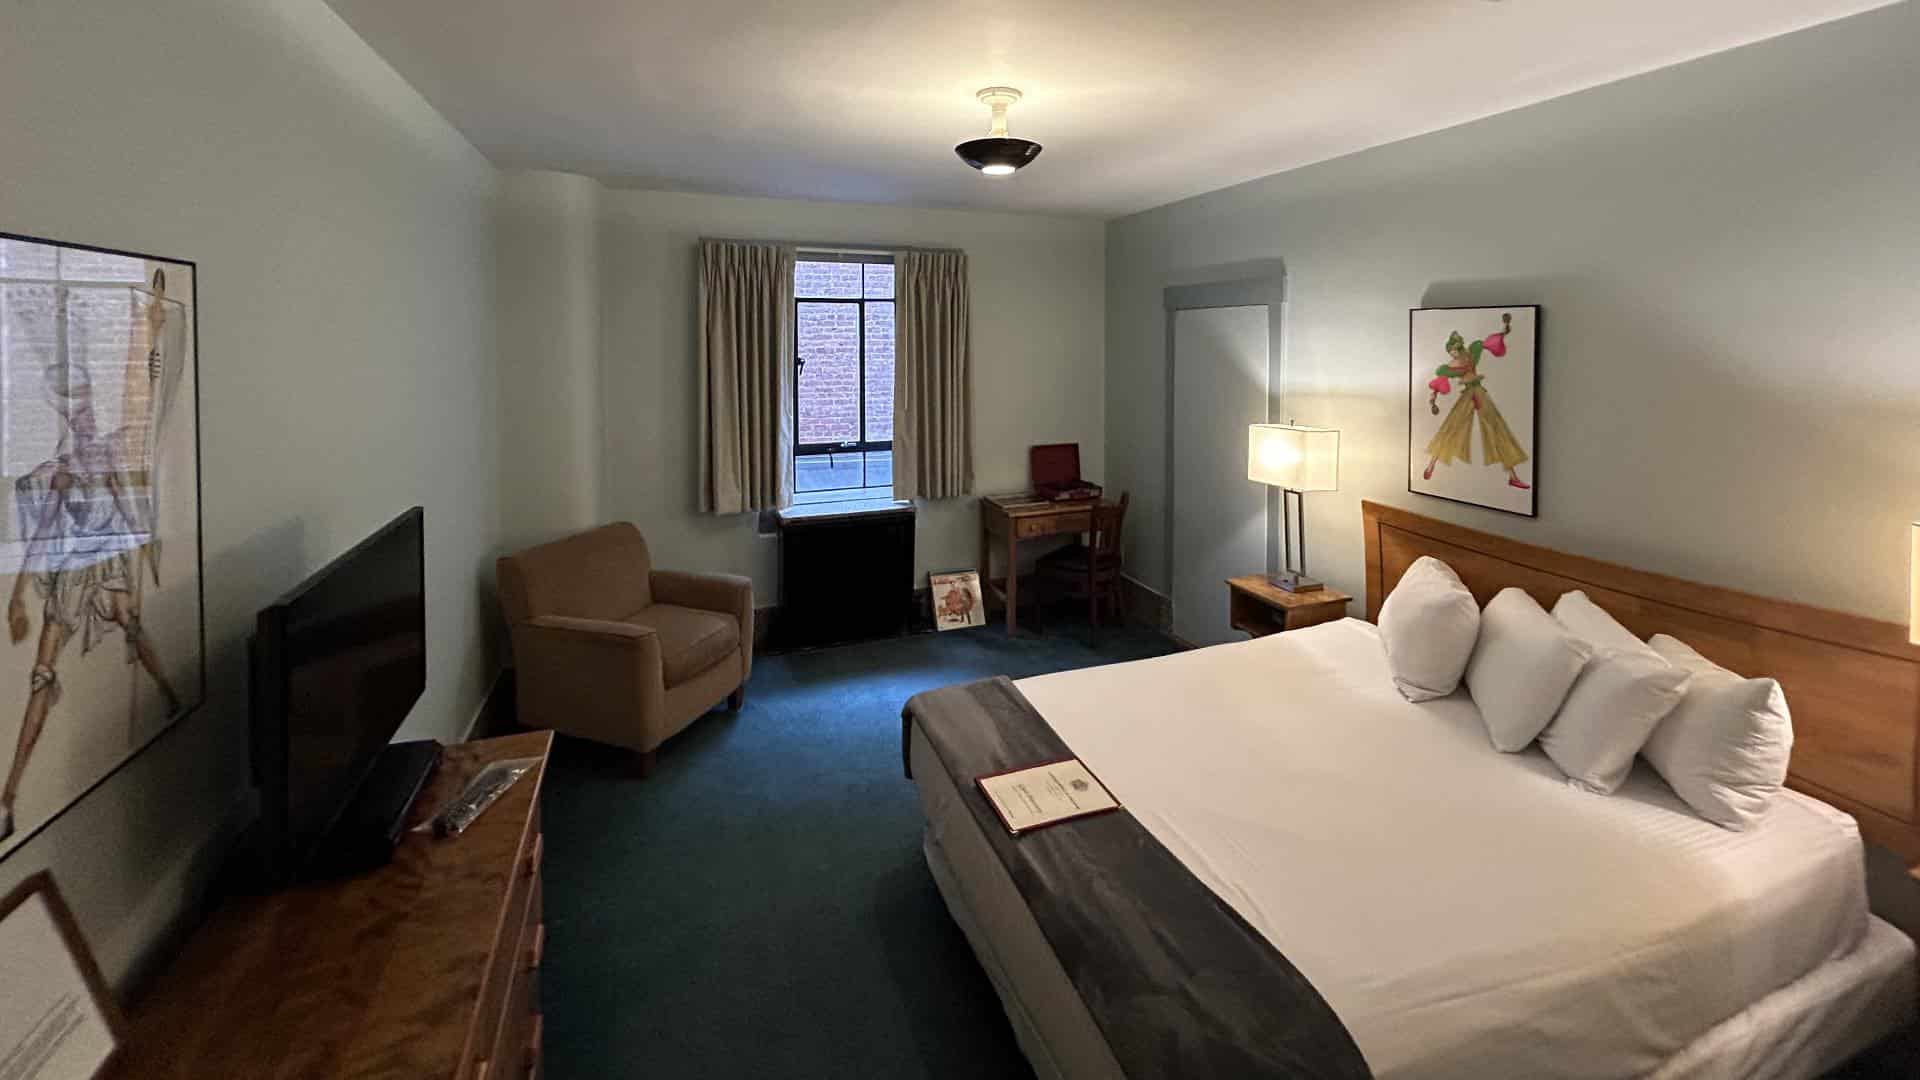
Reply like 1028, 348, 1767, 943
776, 497, 914, 524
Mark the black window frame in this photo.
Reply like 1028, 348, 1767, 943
794, 252, 893, 464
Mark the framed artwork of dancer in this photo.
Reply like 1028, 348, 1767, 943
0, 233, 203, 860
1408, 305, 1538, 517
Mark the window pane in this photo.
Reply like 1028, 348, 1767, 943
793, 451, 892, 499
794, 259, 860, 299
862, 301, 893, 443
863, 450, 892, 489
796, 302, 859, 444
862, 262, 894, 299
795, 452, 863, 493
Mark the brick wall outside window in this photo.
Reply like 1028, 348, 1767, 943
795, 258, 893, 451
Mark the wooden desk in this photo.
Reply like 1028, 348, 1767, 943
1227, 575, 1352, 638
980, 492, 1098, 634
111, 731, 552, 1080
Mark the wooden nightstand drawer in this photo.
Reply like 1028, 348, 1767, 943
1227, 575, 1351, 638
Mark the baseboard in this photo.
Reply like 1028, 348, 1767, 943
464, 668, 515, 742
117, 786, 257, 999
1119, 574, 1172, 634
758, 578, 1174, 642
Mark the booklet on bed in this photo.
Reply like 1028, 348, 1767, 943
976, 758, 1120, 835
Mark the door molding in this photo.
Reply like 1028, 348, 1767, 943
1162, 262, 1288, 601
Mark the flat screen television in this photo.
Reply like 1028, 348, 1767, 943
250, 507, 427, 879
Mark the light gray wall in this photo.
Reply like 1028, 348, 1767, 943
0, 0, 502, 986
595, 188, 1106, 598
1106, 2, 1920, 625
497, 170, 604, 552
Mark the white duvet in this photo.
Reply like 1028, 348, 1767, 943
1015, 619, 1868, 1080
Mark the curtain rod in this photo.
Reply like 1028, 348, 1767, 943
698, 236, 962, 256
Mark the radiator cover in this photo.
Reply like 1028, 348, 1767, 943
777, 503, 916, 648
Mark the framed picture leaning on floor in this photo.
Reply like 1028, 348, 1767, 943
929, 569, 985, 631
1409, 305, 1538, 517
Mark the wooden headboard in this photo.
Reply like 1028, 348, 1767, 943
1361, 500, 1920, 862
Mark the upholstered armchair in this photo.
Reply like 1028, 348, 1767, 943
497, 523, 752, 773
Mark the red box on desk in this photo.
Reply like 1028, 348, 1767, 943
1029, 443, 1103, 502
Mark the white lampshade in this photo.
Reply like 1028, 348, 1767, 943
1911, 522, 1918, 646
1248, 424, 1339, 493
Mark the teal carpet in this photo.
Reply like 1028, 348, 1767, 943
539, 621, 1179, 1079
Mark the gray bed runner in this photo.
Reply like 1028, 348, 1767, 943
903, 675, 1371, 1079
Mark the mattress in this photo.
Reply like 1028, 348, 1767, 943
1004, 618, 1871, 1079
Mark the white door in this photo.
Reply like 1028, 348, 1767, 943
1171, 306, 1268, 646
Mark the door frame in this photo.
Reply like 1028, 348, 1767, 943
1162, 263, 1289, 623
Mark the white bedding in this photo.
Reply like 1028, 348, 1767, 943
1013, 619, 1870, 1080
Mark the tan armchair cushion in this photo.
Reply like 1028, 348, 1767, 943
626, 604, 740, 686
651, 569, 755, 680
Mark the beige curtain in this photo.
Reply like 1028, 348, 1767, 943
893, 249, 972, 500
698, 240, 794, 513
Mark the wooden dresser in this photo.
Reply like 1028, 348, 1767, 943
109, 730, 552, 1080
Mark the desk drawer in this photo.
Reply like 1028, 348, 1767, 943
1017, 511, 1088, 539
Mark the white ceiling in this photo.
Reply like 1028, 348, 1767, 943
324, 0, 1895, 218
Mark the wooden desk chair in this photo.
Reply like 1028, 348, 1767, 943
1039, 492, 1129, 628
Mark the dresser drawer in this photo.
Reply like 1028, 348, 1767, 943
463, 818, 542, 1080
483, 950, 538, 1080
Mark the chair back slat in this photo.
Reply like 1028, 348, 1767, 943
1089, 492, 1129, 563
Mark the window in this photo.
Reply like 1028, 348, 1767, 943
793, 254, 893, 503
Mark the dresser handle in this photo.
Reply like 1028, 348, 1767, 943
526, 923, 545, 971
524, 834, 544, 879
472, 1060, 490, 1080
525, 1014, 544, 1072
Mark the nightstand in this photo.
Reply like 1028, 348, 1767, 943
1226, 575, 1352, 638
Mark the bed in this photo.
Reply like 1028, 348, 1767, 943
904, 502, 1920, 1078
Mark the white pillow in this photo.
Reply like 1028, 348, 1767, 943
1549, 590, 1646, 655
1536, 593, 1691, 793
1465, 588, 1594, 752
1377, 556, 1480, 702
1643, 634, 1793, 830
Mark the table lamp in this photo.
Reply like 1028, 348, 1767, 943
1248, 423, 1339, 592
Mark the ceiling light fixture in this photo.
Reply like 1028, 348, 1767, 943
956, 87, 1041, 176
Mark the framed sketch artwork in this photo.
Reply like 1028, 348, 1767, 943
0, 233, 204, 859
1408, 306, 1538, 517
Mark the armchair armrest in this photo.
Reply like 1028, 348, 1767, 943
513, 615, 665, 749
527, 614, 657, 643
650, 570, 753, 616
649, 569, 755, 679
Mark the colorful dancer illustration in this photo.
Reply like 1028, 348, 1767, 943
1, 270, 184, 842
1420, 312, 1531, 490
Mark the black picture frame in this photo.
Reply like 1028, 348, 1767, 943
1407, 304, 1541, 519
0, 231, 206, 862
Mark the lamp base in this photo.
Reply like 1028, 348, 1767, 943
1267, 571, 1324, 593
